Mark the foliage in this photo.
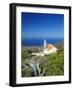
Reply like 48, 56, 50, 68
22, 67, 32, 77
40, 46, 64, 76
22, 44, 64, 77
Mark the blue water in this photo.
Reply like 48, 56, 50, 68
22, 38, 64, 46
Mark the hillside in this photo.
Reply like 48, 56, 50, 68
40, 43, 64, 76
22, 42, 64, 77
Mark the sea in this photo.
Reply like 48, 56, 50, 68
22, 38, 64, 46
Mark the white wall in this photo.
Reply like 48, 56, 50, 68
0, 0, 72, 89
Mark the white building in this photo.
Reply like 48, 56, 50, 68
32, 39, 58, 56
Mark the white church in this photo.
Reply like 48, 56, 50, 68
32, 39, 58, 56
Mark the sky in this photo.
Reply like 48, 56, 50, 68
21, 12, 64, 39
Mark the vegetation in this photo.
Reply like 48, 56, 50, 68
21, 42, 64, 77
40, 47, 64, 76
